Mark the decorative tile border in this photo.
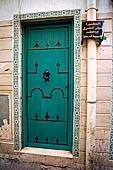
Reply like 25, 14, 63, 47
110, 3, 113, 160
13, 9, 81, 156
13, 16, 20, 150
73, 14, 81, 157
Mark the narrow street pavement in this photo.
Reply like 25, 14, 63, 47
0, 158, 76, 170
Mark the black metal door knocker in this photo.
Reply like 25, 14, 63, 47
43, 69, 50, 81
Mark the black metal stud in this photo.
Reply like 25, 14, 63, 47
45, 112, 49, 120
56, 114, 59, 121
46, 137, 48, 144
56, 137, 59, 144
35, 136, 38, 143
35, 113, 38, 120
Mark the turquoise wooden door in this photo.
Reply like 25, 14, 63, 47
23, 21, 74, 151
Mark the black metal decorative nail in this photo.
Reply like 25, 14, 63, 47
46, 137, 48, 144
45, 112, 49, 120
56, 114, 59, 121
35, 136, 38, 143
56, 137, 59, 144
35, 113, 38, 120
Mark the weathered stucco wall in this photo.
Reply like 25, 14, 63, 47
80, 11, 112, 169
0, 0, 112, 21
97, 0, 112, 13
0, 0, 86, 21
0, 20, 13, 144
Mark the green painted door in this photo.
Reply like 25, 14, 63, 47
23, 20, 74, 151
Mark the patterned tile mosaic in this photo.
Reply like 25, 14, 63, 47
13, 9, 81, 156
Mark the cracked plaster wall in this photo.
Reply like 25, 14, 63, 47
0, 95, 11, 140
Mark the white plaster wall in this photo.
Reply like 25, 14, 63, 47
97, 0, 112, 13
0, 0, 18, 21
0, 0, 87, 21
0, 0, 112, 21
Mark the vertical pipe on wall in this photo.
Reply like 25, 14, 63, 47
86, 0, 96, 169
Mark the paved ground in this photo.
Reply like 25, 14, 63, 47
0, 158, 41, 170
2, 158, 113, 170
0, 158, 76, 170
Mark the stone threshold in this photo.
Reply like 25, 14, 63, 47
20, 147, 73, 158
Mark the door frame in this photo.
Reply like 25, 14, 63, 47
13, 9, 81, 156
22, 20, 74, 151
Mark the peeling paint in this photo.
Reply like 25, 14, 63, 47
0, 119, 11, 140
0, 95, 9, 127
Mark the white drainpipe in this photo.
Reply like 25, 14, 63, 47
86, 0, 96, 169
